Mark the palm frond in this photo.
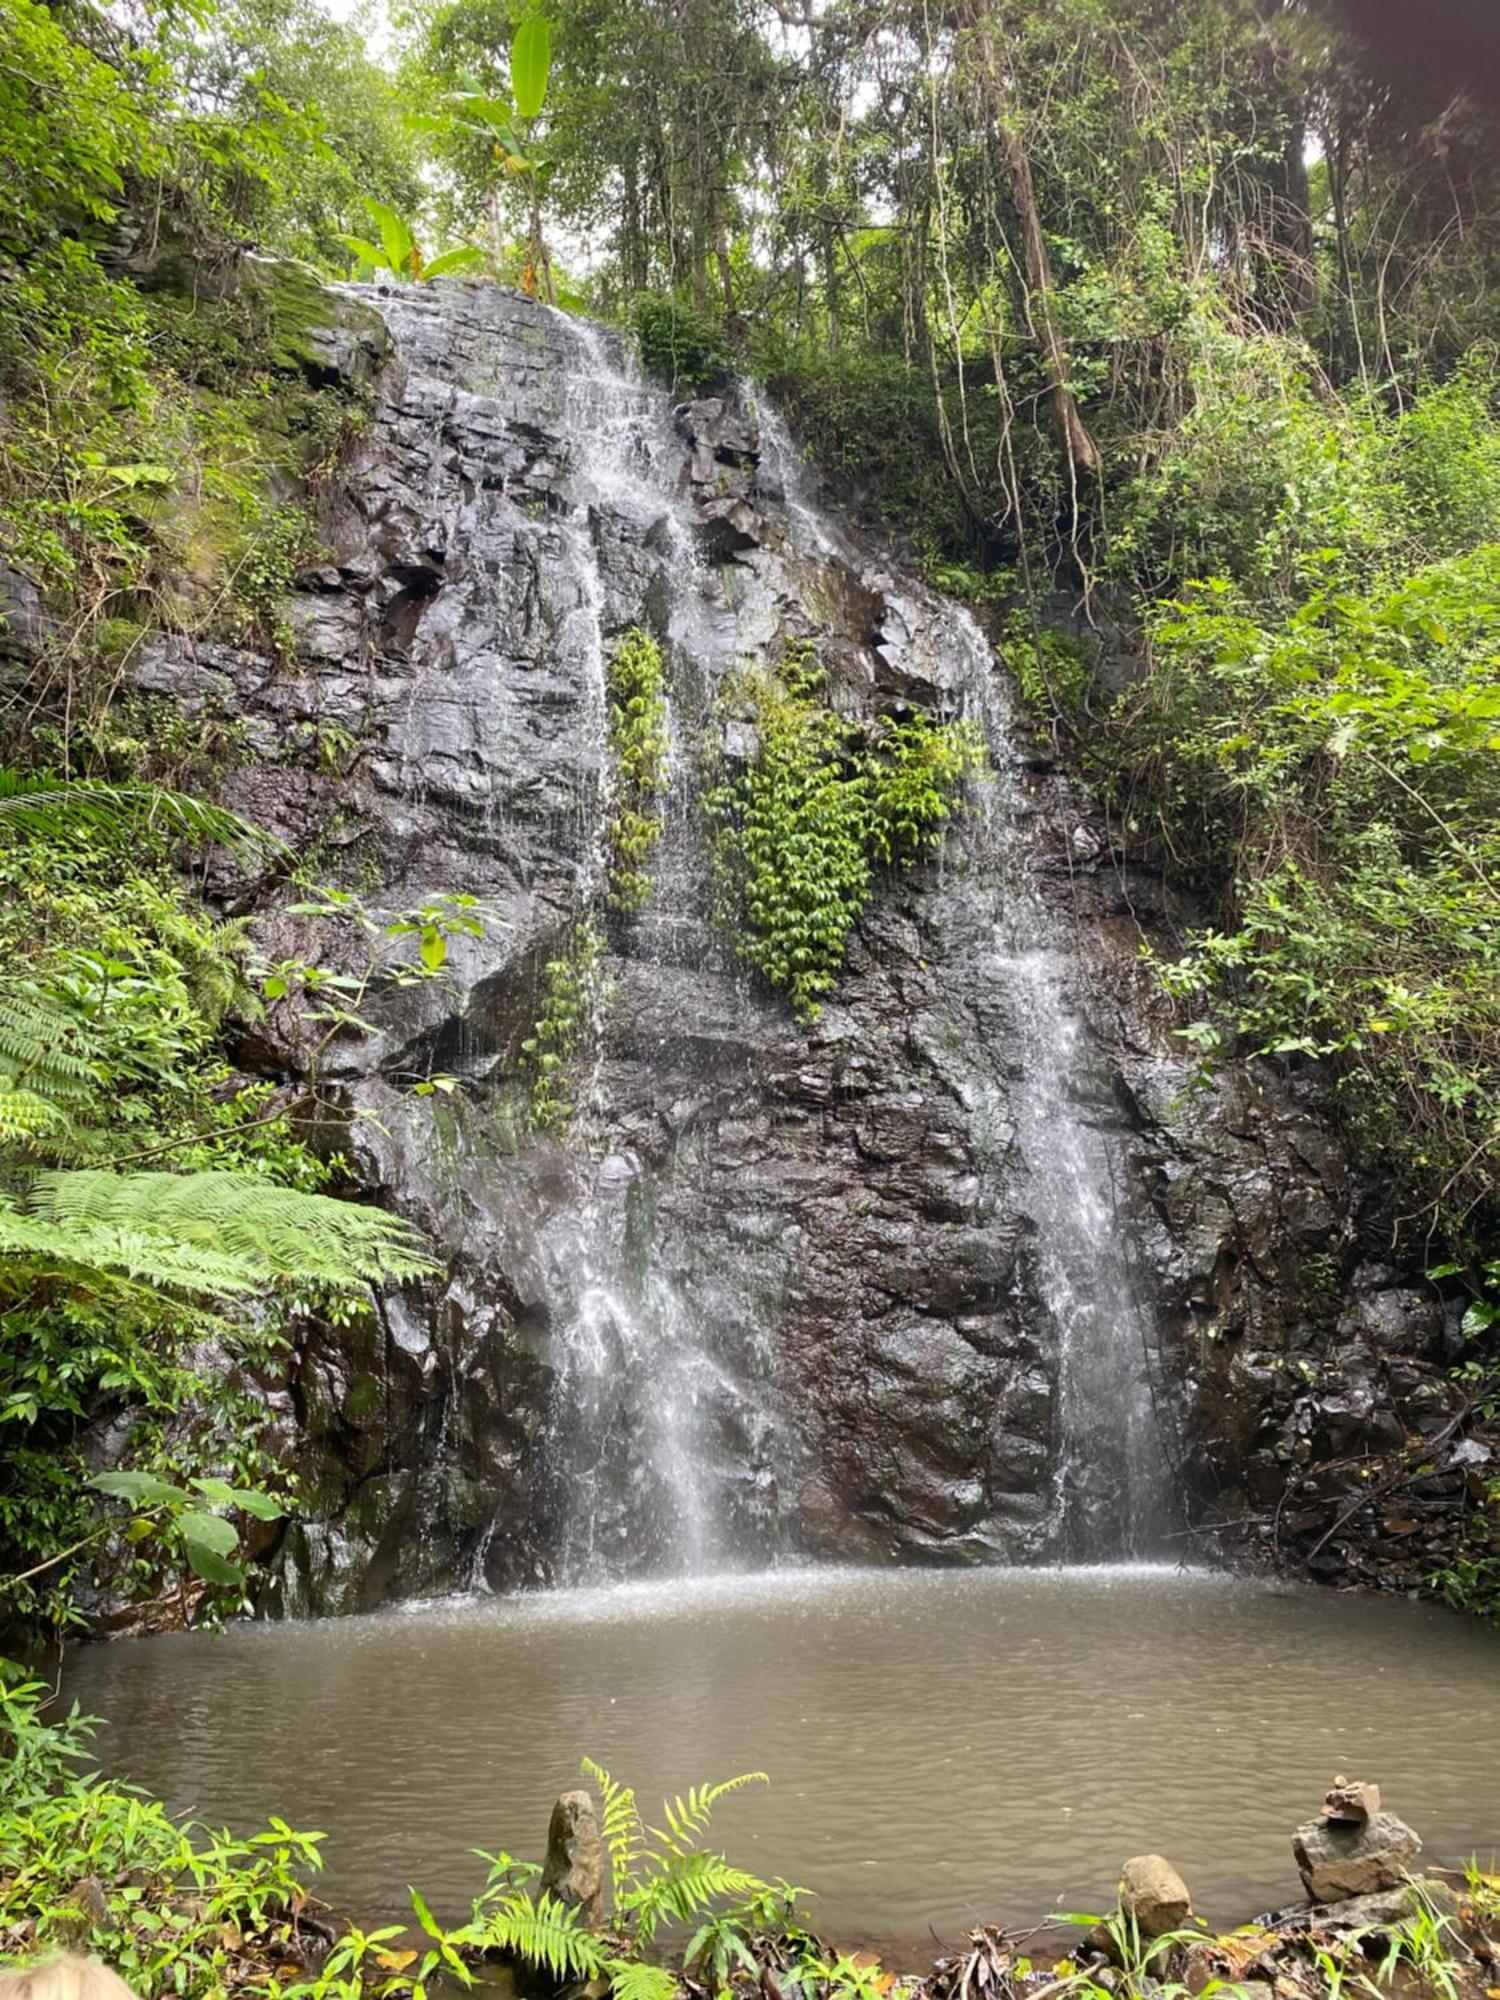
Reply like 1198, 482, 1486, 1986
0, 771, 279, 854
21, 1170, 436, 1289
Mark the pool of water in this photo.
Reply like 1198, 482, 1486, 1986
65, 1565, 1500, 1953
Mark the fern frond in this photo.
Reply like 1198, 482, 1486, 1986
0, 1087, 77, 1147
623, 1853, 772, 1947
479, 1890, 609, 1981
606, 1958, 679, 2000
0, 1199, 263, 1295
0, 990, 104, 1101
0, 771, 278, 853
19, 1171, 436, 1290
658, 1773, 768, 1853
582, 1756, 644, 1903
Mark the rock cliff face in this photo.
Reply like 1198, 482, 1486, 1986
118, 277, 1480, 1612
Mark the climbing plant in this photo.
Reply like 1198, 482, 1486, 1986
605, 628, 670, 916
704, 647, 981, 1023
520, 917, 610, 1129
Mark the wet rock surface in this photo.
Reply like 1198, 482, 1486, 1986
540, 1790, 603, 1926
1293, 1811, 1422, 1902
12, 272, 1477, 1613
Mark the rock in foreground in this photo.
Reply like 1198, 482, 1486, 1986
1293, 1809, 1421, 1901
1119, 1854, 1193, 1936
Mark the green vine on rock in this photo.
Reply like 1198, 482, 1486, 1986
703, 646, 983, 1024
520, 917, 609, 1130
605, 628, 670, 916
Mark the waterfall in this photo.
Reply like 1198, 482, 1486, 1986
487, 315, 791, 1584
339, 284, 1173, 1602
754, 401, 1170, 1557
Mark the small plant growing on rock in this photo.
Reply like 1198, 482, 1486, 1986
521, 918, 610, 1129
604, 628, 670, 916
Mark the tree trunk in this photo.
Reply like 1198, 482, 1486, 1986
966, 9, 1101, 481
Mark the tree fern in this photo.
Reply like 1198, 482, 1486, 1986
18, 1171, 435, 1291
0, 771, 276, 853
0, 1198, 263, 1296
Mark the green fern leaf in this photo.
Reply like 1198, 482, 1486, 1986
0, 1087, 75, 1146
479, 1890, 609, 1981
0, 771, 277, 853
606, 1958, 679, 2000
624, 1851, 771, 1947
0, 1198, 264, 1295
0, 989, 104, 1099
582, 1756, 644, 1902
18, 1170, 436, 1291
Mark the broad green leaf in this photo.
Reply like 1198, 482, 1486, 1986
367, 199, 415, 279
176, 1509, 239, 1557
183, 1543, 243, 1589
189, 1476, 283, 1520
510, 15, 551, 121
410, 1887, 443, 1941
451, 94, 516, 128
89, 1470, 183, 1509
424, 245, 484, 279
338, 235, 386, 272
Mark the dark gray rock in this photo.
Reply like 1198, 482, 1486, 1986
1293, 1810, 1421, 1901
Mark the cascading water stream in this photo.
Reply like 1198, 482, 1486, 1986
756, 403, 1170, 1557
489, 314, 781, 1584
434, 293, 1169, 1586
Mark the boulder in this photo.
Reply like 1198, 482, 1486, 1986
540, 1789, 604, 1926
1119, 1854, 1193, 1937
1313, 1880, 1459, 1931
1293, 1810, 1421, 1901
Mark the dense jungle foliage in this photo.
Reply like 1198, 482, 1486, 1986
0, 0, 1499, 1983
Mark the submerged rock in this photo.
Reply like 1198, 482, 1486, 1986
1293, 1808, 1421, 1901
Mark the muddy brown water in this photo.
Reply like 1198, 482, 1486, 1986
65, 1566, 1500, 1956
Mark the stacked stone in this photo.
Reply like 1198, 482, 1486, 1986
1292, 1776, 1422, 1903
